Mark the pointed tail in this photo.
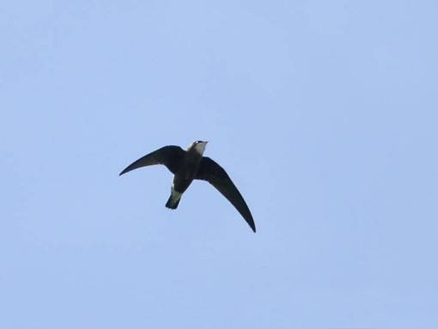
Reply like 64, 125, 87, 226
165, 190, 182, 209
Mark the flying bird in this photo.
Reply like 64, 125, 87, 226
119, 141, 256, 232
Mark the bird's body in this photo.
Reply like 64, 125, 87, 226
119, 141, 256, 232
165, 142, 205, 209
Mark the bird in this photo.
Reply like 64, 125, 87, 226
119, 141, 256, 232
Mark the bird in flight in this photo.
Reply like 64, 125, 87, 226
119, 141, 256, 232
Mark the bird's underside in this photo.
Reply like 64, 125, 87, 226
119, 144, 256, 232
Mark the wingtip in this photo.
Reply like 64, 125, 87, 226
119, 167, 130, 176
246, 215, 256, 233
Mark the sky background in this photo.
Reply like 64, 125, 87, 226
1, 0, 437, 328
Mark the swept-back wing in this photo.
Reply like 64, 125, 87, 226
195, 157, 256, 232
120, 146, 185, 176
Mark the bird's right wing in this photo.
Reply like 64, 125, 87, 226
119, 146, 185, 176
195, 157, 256, 232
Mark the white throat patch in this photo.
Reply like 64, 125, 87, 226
194, 142, 206, 155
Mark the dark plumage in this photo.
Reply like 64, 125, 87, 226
119, 141, 256, 232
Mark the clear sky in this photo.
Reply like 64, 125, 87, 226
1, 1, 437, 328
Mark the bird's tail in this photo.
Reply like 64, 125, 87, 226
165, 189, 182, 209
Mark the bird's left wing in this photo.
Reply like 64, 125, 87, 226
119, 146, 185, 176
195, 157, 256, 232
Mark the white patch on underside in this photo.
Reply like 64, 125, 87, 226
171, 187, 182, 201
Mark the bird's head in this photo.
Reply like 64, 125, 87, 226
188, 140, 208, 155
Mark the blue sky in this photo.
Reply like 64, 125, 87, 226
1, 0, 437, 328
